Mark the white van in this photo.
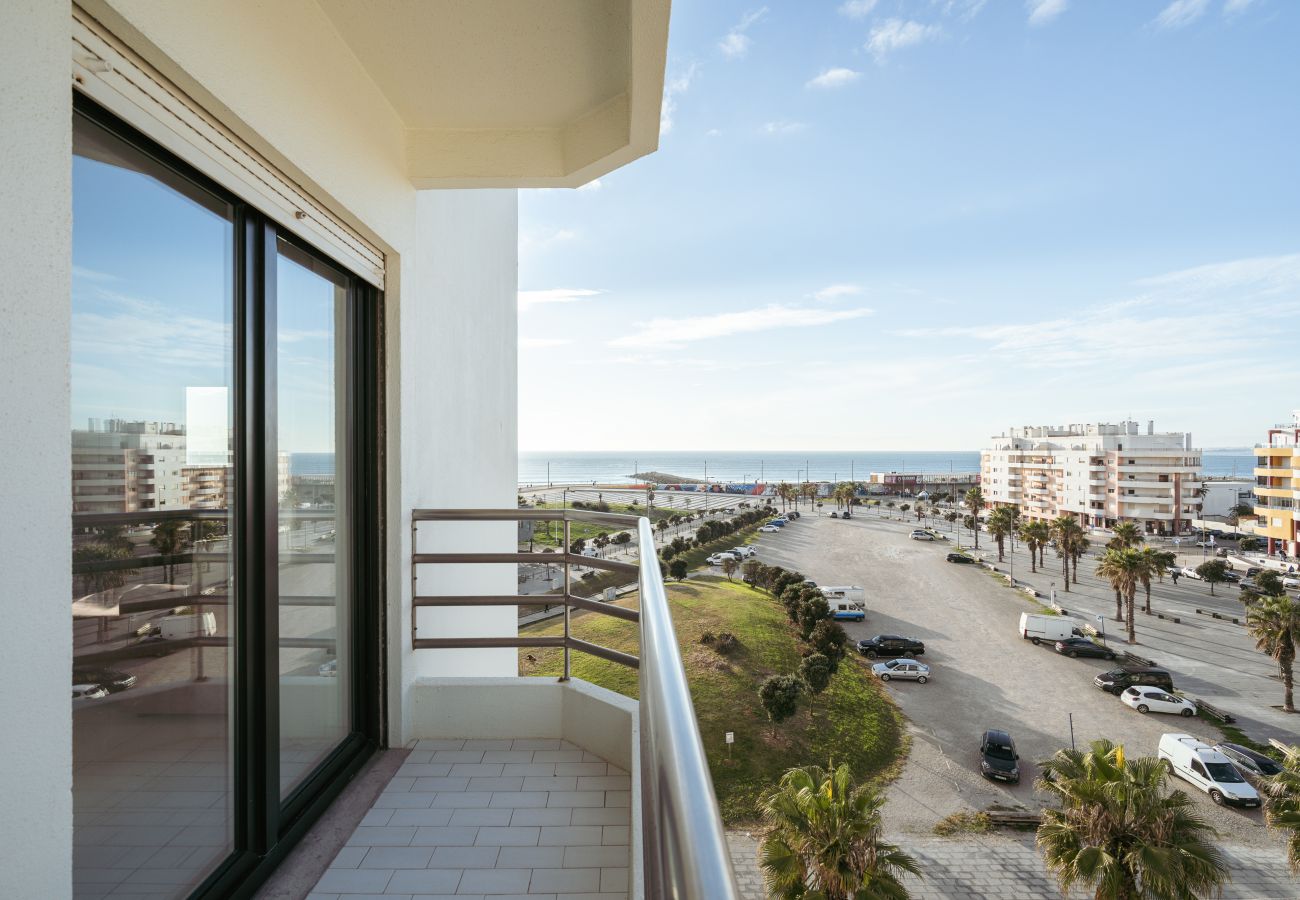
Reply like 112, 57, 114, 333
820, 586, 865, 605
829, 601, 865, 622
160, 612, 217, 640
1017, 612, 1081, 646
1158, 733, 1260, 808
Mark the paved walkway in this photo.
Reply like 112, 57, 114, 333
727, 831, 1297, 899
310, 738, 629, 899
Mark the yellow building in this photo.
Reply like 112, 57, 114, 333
1253, 411, 1300, 557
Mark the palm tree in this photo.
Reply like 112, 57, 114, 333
759, 762, 921, 900
150, 520, 191, 585
1260, 743, 1300, 873
1246, 593, 1299, 712
1037, 739, 1228, 900
1097, 547, 1145, 642
1020, 520, 1051, 573
1111, 521, 1145, 549
986, 505, 1018, 562
1051, 515, 1083, 592
1138, 548, 1174, 615
964, 487, 984, 549
801, 481, 817, 509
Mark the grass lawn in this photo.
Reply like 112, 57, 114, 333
526, 501, 684, 548
520, 576, 906, 824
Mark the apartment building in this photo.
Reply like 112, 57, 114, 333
1253, 411, 1300, 556
981, 421, 1201, 533
2, 5, 742, 900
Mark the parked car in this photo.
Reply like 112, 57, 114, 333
72, 684, 109, 702
1018, 612, 1082, 646
857, 635, 925, 659
705, 552, 739, 565
766, 519, 788, 527
1180, 566, 1203, 580
1159, 733, 1261, 807
1120, 686, 1196, 717
319, 659, 338, 678
841, 511, 852, 519
788, 511, 801, 519
829, 601, 865, 621
72, 668, 136, 693
1053, 637, 1116, 660
729, 546, 756, 558
1220, 570, 1241, 583
909, 530, 934, 541
946, 552, 975, 564
978, 729, 1020, 783
872, 659, 930, 683
1284, 576, 1300, 589
1226, 562, 1261, 576
759, 525, 781, 533
829, 511, 839, 518
1094, 666, 1175, 695
1214, 742, 1284, 787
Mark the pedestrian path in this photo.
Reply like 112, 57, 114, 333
726, 831, 1297, 899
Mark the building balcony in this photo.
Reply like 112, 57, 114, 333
1256, 485, 1295, 499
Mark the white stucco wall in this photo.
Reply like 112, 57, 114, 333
0, 3, 73, 897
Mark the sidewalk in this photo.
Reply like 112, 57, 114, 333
726, 830, 1296, 899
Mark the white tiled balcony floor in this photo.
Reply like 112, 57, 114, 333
310, 739, 631, 899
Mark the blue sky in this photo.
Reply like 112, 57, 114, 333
518, 0, 1300, 452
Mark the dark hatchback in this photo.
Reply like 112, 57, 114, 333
856, 635, 925, 659
946, 553, 975, 564
72, 668, 137, 693
1053, 637, 1116, 660
979, 729, 1020, 783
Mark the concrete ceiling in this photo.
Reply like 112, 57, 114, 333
316, 0, 669, 188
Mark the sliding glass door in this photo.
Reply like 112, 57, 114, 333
71, 95, 380, 900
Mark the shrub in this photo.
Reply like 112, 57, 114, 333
715, 632, 739, 654
700, 630, 716, 645
758, 674, 802, 730
809, 620, 848, 672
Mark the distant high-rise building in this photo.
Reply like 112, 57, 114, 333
980, 420, 1201, 534
1253, 411, 1299, 557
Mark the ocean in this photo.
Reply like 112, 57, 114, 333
517, 450, 1258, 486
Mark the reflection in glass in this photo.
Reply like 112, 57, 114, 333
71, 114, 234, 897
276, 239, 351, 797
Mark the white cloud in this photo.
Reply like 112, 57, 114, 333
1154, 0, 1210, 28
811, 283, 864, 302
660, 64, 697, 137
518, 288, 602, 312
1224, 0, 1255, 15
762, 120, 808, 135
609, 304, 873, 349
719, 7, 768, 60
520, 337, 573, 349
838, 0, 878, 19
519, 227, 577, 256
867, 19, 942, 62
806, 67, 862, 89
576, 178, 603, 192
1026, 0, 1067, 26
1134, 253, 1300, 295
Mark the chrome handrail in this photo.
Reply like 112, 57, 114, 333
410, 507, 741, 898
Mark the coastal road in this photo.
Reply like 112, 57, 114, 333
749, 511, 1285, 850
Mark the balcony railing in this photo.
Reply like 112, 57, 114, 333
411, 507, 741, 899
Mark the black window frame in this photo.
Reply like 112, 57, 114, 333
72, 92, 385, 900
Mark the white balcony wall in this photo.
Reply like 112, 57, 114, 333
0, 4, 73, 896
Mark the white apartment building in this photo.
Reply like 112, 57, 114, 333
981, 421, 1201, 533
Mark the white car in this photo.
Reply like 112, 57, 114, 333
871, 660, 930, 683
706, 552, 739, 565
73, 684, 108, 702
730, 546, 756, 558
1120, 686, 1196, 717
1180, 566, 1202, 580
759, 525, 781, 533
909, 531, 934, 541
1283, 575, 1300, 589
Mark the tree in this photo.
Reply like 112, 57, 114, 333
808, 619, 848, 672
1051, 515, 1085, 590
1139, 549, 1176, 615
150, 520, 191, 585
1227, 502, 1255, 526
1260, 743, 1300, 873
758, 675, 802, 734
1195, 559, 1228, 596
944, 511, 959, 533
569, 537, 587, 554
1096, 547, 1145, 642
668, 559, 688, 581
1246, 593, 1300, 712
987, 505, 1018, 563
899, 503, 911, 518
1111, 521, 1145, 549
798, 653, 832, 718
743, 559, 761, 584
964, 487, 984, 549
1241, 536, 1263, 553
1036, 739, 1227, 900
72, 542, 136, 598
759, 762, 920, 900
721, 556, 739, 582
798, 595, 830, 640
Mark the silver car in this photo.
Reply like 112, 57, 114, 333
872, 659, 930, 683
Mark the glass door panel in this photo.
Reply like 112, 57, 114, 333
275, 238, 352, 798
71, 112, 235, 898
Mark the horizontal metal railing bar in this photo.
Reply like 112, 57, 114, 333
414, 595, 531, 607
567, 637, 640, 669
565, 594, 640, 622
413, 507, 641, 528
413, 636, 566, 651
412, 551, 638, 576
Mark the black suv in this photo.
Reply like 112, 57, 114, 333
979, 729, 1020, 783
856, 635, 925, 659
72, 668, 137, 693
1094, 666, 1174, 695
946, 552, 975, 564
1053, 637, 1116, 660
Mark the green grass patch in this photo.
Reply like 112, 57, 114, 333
520, 577, 906, 825
525, 501, 701, 548
932, 810, 992, 836
1196, 709, 1285, 761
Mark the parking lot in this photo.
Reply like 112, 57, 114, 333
749, 511, 1286, 848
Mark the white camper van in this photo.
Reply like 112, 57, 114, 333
821, 586, 866, 621
1017, 612, 1081, 646
1158, 733, 1260, 807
